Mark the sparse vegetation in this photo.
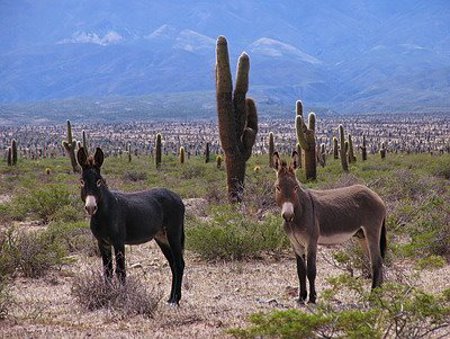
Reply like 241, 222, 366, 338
71, 269, 162, 318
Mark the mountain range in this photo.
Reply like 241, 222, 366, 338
1, 0, 450, 121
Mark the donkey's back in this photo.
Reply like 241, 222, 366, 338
113, 188, 185, 245
310, 184, 386, 242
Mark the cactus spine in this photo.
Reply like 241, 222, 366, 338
333, 137, 339, 159
179, 146, 185, 164
11, 139, 17, 165
215, 36, 258, 202
348, 134, 356, 163
62, 120, 80, 173
155, 133, 162, 169
296, 100, 316, 180
339, 125, 349, 172
268, 132, 275, 168
360, 135, 368, 161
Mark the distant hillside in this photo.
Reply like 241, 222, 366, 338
1, 0, 450, 114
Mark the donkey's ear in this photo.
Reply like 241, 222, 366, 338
273, 151, 281, 171
94, 147, 104, 168
77, 147, 88, 168
290, 151, 300, 170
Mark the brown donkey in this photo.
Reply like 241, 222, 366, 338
273, 152, 386, 303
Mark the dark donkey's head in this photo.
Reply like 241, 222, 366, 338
77, 147, 105, 216
273, 151, 301, 222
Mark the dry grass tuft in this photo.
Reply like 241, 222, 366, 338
71, 269, 162, 318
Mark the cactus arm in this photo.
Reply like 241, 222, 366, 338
216, 36, 237, 154
234, 52, 250, 136
308, 112, 316, 131
296, 115, 310, 151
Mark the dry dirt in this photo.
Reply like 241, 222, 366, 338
2, 236, 449, 339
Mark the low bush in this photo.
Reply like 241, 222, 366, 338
46, 221, 98, 256
0, 227, 67, 278
186, 205, 288, 260
0, 281, 12, 320
71, 269, 161, 318
231, 275, 450, 339
10, 184, 76, 223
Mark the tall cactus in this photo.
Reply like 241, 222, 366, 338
348, 134, 356, 163
205, 142, 210, 163
155, 133, 162, 169
380, 142, 387, 159
215, 36, 258, 203
82, 130, 89, 155
11, 139, 17, 165
360, 135, 368, 161
268, 132, 275, 168
296, 101, 316, 180
339, 125, 349, 172
295, 101, 303, 167
333, 137, 339, 159
62, 120, 80, 173
7, 147, 12, 166
179, 146, 185, 164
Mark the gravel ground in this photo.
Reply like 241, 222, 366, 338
2, 238, 449, 339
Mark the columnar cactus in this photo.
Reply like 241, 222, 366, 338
179, 146, 185, 164
127, 143, 132, 163
296, 101, 316, 180
339, 125, 349, 172
295, 101, 303, 167
318, 143, 326, 167
268, 132, 274, 168
348, 134, 356, 163
215, 36, 258, 202
216, 154, 223, 169
82, 130, 88, 154
205, 142, 210, 163
360, 135, 368, 161
11, 139, 17, 165
7, 147, 12, 166
155, 133, 162, 169
333, 137, 339, 159
380, 142, 387, 159
62, 120, 80, 173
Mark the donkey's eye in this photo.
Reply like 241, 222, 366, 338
80, 179, 85, 187
96, 179, 102, 187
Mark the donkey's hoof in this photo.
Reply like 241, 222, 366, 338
167, 300, 180, 307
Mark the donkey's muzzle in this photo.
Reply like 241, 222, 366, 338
281, 202, 295, 222
85, 195, 98, 216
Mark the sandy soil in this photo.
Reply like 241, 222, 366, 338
2, 237, 449, 339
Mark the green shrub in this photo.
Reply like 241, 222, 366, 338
0, 281, 12, 320
46, 221, 98, 256
415, 255, 447, 270
0, 227, 67, 278
231, 275, 450, 339
71, 269, 161, 318
10, 184, 75, 223
186, 205, 288, 260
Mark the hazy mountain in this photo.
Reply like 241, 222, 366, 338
1, 0, 449, 116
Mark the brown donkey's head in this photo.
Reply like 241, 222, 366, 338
77, 147, 105, 216
273, 151, 300, 222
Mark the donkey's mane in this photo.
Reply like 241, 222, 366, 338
86, 155, 96, 167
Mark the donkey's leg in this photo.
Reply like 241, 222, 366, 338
306, 244, 317, 303
166, 224, 185, 305
355, 229, 371, 278
155, 238, 177, 303
113, 243, 126, 284
98, 239, 113, 282
365, 228, 383, 289
292, 243, 307, 303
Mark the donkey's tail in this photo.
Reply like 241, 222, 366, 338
380, 219, 387, 259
